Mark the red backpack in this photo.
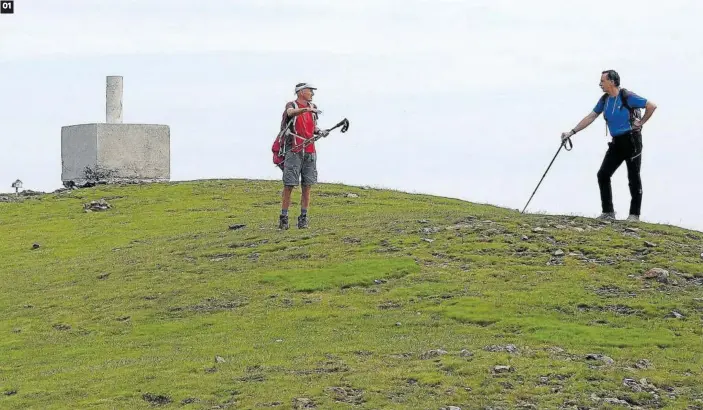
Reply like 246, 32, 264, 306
271, 101, 318, 170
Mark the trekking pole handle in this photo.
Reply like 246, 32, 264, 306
562, 136, 573, 151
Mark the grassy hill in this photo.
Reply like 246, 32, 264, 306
1, 179, 702, 409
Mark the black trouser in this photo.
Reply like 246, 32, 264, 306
597, 130, 643, 215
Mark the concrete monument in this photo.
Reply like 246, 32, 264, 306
61, 76, 170, 187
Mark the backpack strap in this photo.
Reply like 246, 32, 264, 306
599, 92, 610, 136
620, 88, 631, 112
619, 88, 642, 124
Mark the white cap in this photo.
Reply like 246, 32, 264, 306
294, 82, 317, 93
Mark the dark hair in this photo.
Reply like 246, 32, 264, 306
602, 70, 620, 86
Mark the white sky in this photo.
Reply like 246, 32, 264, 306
1, 0, 702, 231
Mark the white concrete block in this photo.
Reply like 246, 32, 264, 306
61, 123, 170, 187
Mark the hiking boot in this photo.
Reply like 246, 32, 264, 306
597, 212, 616, 221
297, 214, 309, 229
626, 214, 640, 222
278, 214, 289, 230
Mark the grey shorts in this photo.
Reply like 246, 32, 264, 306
282, 151, 317, 186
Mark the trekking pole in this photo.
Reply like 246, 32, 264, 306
284, 118, 350, 154
520, 137, 573, 214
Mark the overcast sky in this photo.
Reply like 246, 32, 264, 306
1, 0, 702, 232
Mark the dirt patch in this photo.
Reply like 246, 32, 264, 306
208, 253, 236, 262
291, 358, 350, 375
593, 285, 637, 298
169, 297, 248, 314
577, 303, 642, 316
229, 239, 269, 249
292, 397, 316, 409
287, 253, 311, 260
142, 393, 171, 405
378, 301, 402, 310
326, 386, 365, 405
237, 374, 266, 382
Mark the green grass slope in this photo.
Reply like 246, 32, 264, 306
1, 179, 702, 409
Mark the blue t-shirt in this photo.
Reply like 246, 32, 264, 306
593, 90, 647, 137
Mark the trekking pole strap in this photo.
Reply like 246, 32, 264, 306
563, 136, 573, 151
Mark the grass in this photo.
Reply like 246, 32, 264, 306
1, 179, 702, 409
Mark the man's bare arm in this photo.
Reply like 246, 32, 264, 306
564, 111, 600, 138
286, 106, 316, 117
640, 100, 657, 126
572, 111, 600, 135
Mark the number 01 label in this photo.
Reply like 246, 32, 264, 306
1, 1, 14, 14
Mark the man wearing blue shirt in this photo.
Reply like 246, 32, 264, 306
561, 70, 657, 221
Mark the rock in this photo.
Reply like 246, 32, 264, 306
228, 224, 246, 230
644, 241, 657, 248
292, 398, 315, 409
532, 227, 544, 233
421, 227, 441, 235
31, 243, 40, 250
484, 344, 518, 353
459, 349, 473, 357
643, 268, 669, 280
492, 365, 513, 374
420, 349, 448, 359
635, 359, 652, 369
395, 322, 402, 326
624, 378, 643, 393
666, 310, 684, 319
521, 235, 529, 241
421, 238, 434, 243
553, 249, 565, 257
346, 193, 359, 198
142, 393, 172, 405
418, 219, 429, 224
546, 346, 565, 354
97, 272, 110, 280
625, 227, 640, 233
585, 353, 614, 365
603, 397, 630, 406
572, 227, 585, 232
700, 252, 703, 260
181, 398, 199, 405
555, 224, 567, 229
215, 355, 226, 363
84, 199, 111, 212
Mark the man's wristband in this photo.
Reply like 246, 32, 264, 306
570, 129, 576, 136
